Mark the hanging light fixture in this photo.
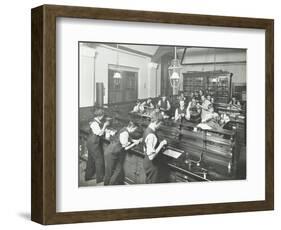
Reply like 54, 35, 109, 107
213, 48, 220, 87
113, 44, 122, 86
168, 46, 182, 90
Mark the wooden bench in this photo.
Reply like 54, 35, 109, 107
80, 105, 241, 183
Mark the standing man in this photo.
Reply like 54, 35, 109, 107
186, 97, 201, 122
194, 91, 201, 103
157, 95, 171, 118
86, 109, 109, 184
199, 89, 204, 98
174, 100, 187, 122
177, 91, 186, 104
104, 121, 142, 185
199, 95, 211, 121
143, 112, 168, 183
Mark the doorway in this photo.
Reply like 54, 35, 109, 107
108, 66, 138, 104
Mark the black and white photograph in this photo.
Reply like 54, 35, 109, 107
78, 42, 246, 186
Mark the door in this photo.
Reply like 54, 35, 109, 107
108, 69, 138, 104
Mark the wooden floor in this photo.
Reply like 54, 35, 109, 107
79, 158, 101, 187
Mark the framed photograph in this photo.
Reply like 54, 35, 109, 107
31, 4, 274, 225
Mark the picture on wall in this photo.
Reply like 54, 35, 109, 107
78, 42, 247, 187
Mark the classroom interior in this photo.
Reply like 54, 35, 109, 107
78, 43, 247, 186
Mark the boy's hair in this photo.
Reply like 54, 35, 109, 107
150, 111, 164, 123
94, 109, 104, 117
127, 121, 137, 129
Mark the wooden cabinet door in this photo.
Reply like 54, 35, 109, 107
122, 71, 138, 102
108, 69, 138, 104
123, 153, 146, 184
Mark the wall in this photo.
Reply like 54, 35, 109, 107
79, 45, 96, 107
156, 63, 162, 96
79, 43, 154, 107
0, 0, 280, 230
147, 62, 160, 97
80, 46, 245, 107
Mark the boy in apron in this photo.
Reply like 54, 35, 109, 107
174, 100, 187, 122
157, 95, 171, 118
85, 109, 109, 184
199, 95, 211, 122
104, 121, 141, 185
186, 97, 201, 122
143, 112, 168, 183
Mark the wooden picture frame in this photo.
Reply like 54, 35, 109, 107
31, 4, 274, 225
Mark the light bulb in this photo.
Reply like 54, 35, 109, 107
170, 71, 180, 80
113, 72, 122, 79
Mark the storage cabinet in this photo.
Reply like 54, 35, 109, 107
123, 152, 146, 184
232, 82, 246, 102
182, 70, 233, 103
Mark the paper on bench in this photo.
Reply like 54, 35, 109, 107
163, 149, 182, 159
197, 123, 212, 130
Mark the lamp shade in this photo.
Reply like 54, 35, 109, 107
170, 71, 180, 80
168, 58, 181, 89
113, 72, 122, 79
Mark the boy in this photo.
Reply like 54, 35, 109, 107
86, 109, 109, 183
104, 121, 141, 185
143, 112, 168, 183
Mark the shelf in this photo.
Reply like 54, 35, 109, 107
182, 71, 232, 103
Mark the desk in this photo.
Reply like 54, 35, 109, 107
79, 106, 242, 183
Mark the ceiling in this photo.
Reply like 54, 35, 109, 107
121, 44, 159, 56
121, 44, 185, 60
84, 42, 245, 63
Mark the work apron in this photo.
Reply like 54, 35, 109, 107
104, 128, 129, 185
143, 128, 169, 184
159, 99, 171, 117
190, 105, 200, 121
85, 121, 105, 183
176, 106, 186, 121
